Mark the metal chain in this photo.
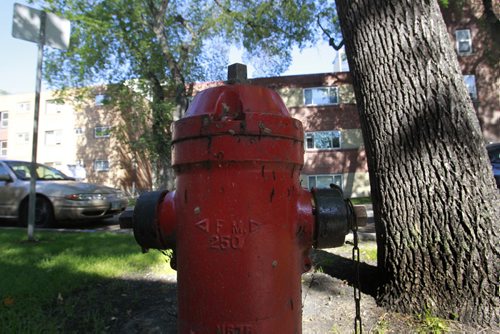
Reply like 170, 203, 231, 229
348, 200, 363, 334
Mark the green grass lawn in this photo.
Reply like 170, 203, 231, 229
0, 229, 173, 333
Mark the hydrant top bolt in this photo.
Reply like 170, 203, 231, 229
227, 63, 248, 84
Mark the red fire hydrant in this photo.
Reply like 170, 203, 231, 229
130, 65, 364, 333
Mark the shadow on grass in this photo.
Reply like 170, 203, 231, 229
311, 249, 381, 298
1, 272, 178, 333
50, 276, 179, 334
0, 229, 176, 333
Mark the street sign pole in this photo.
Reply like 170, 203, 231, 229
12, 3, 70, 240
27, 11, 46, 241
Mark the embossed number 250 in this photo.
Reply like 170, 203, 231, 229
209, 235, 244, 250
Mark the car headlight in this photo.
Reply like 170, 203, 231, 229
65, 193, 105, 201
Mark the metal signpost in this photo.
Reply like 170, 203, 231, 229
12, 3, 70, 240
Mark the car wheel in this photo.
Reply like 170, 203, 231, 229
19, 197, 55, 228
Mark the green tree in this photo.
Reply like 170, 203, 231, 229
335, 0, 499, 326
36, 0, 324, 188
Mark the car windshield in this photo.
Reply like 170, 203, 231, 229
5, 161, 73, 181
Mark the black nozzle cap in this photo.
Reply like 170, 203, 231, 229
132, 190, 169, 250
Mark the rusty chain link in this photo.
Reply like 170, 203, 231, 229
347, 200, 363, 334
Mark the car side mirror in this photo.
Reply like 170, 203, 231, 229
0, 173, 13, 182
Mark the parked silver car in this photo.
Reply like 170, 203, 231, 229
0, 160, 128, 227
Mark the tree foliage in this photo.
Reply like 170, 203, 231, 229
33, 0, 327, 188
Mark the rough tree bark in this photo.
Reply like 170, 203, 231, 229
336, 0, 499, 325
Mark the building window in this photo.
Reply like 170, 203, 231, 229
0, 141, 7, 157
0, 111, 8, 128
304, 87, 339, 106
455, 29, 472, 55
94, 126, 111, 138
16, 132, 30, 144
17, 102, 30, 113
305, 131, 341, 150
94, 160, 109, 172
75, 128, 83, 135
306, 174, 343, 190
45, 100, 64, 114
45, 130, 63, 146
463, 75, 477, 100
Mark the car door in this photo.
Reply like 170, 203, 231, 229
0, 162, 28, 218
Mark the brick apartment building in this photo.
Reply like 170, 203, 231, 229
0, 93, 77, 167
440, 1, 499, 143
250, 73, 369, 196
0, 90, 123, 185
0, 1, 497, 197
0, 75, 369, 197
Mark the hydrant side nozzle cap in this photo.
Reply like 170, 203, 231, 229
312, 187, 350, 249
132, 190, 170, 250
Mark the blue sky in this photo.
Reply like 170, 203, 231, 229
1, 0, 42, 94
0, 0, 341, 94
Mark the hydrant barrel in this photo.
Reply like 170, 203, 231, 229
130, 81, 357, 333
172, 85, 311, 333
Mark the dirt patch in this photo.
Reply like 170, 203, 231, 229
302, 271, 383, 333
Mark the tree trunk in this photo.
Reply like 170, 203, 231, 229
336, 0, 499, 325
150, 87, 174, 191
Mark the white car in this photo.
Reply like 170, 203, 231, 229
0, 160, 128, 227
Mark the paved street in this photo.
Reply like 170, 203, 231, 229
0, 214, 130, 233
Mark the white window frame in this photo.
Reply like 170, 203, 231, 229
45, 130, 63, 146
463, 75, 477, 100
306, 174, 343, 190
16, 132, 30, 144
305, 130, 341, 150
45, 100, 64, 115
94, 126, 111, 138
0, 140, 7, 157
94, 160, 109, 172
0, 111, 8, 128
455, 29, 472, 55
17, 102, 30, 113
303, 87, 339, 106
